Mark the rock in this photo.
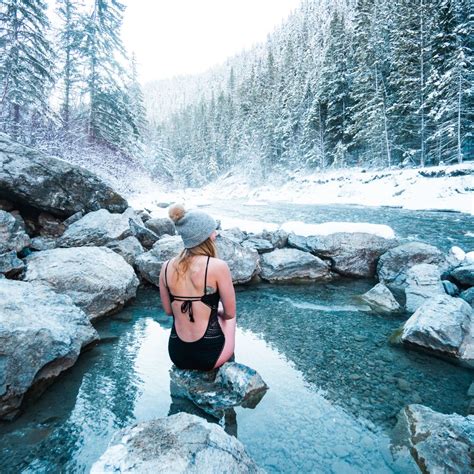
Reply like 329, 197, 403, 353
442, 279, 460, 296
216, 234, 259, 284
260, 228, 288, 249
38, 212, 66, 237
393, 404, 474, 474
57, 207, 143, 247
460, 287, 474, 307
401, 295, 474, 366
128, 217, 159, 249
29, 236, 57, 251
450, 264, 474, 287
220, 227, 246, 243
377, 242, 448, 290
0, 250, 24, 277
0, 210, 31, 254
289, 231, 398, 278
465, 251, 474, 265
468, 382, 474, 397
144, 217, 175, 237
0, 198, 14, 211
446, 246, 466, 268
242, 237, 274, 254
360, 283, 401, 313
136, 209, 152, 222
405, 264, 445, 313
23, 247, 139, 321
136, 235, 184, 286
63, 210, 84, 227
170, 362, 268, 419
0, 279, 98, 420
0, 133, 128, 217
91, 413, 262, 473
106, 236, 145, 267
260, 248, 332, 282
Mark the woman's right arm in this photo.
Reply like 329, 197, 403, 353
159, 261, 173, 316
216, 260, 236, 320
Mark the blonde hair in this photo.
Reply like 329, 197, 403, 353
175, 237, 217, 279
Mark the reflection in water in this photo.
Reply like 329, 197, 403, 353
0, 285, 469, 473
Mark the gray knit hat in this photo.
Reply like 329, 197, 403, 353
168, 204, 217, 249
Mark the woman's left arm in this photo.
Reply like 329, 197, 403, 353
159, 262, 173, 316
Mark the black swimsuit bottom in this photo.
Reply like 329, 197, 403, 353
165, 256, 225, 371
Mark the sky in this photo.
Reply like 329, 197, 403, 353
121, 0, 301, 83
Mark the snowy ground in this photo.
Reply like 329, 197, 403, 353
129, 162, 474, 219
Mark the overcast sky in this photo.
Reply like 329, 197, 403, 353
121, 0, 301, 83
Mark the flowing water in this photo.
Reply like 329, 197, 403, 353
1, 202, 473, 473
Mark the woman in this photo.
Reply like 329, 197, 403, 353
159, 204, 236, 371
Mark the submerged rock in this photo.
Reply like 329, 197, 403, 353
377, 242, 447, 290
404, 263, 445, 313
91, 413, 263, 473
170, 362, 268, 419
401, 294, 474, 366
360, 283, 401, 314
260, 248, 332, 282
0, 279, 98, 420
23, 246, 139, 321
393, 404, 474, 473
0, 133, 128, 217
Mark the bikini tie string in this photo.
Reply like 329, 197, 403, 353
181, 300, 195, 322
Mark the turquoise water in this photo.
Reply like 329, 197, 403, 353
1, 281, 472, 473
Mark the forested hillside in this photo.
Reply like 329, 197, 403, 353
146, 0, 473, 186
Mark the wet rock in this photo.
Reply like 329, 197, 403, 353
393, 404, 474, 473
136, 235, 183, 286
442, 279, 460, 296
29, 236, 57, 251
242, 237, 274, 253
260, 248, 332, 282
216, 234, 259, 284
450, 264, 474, 287
91, 413, 262, 473
57, 207, 143, 247
170, 362, 268, 419
0, 133, 128, 217
144, 217, 175, 237
23, 247, 139, 321
401, 295, 474, 366
460, 287, 474, 307
0, 279, 98, 420
105, 236, 145, 267
128, 217, 159, 249
0, 210, 30, 254
377, 242, 448, 290
360, 283, 401, 314
291, 231, 398, 278
0, 250, 24, 277
405, 264, 445, 313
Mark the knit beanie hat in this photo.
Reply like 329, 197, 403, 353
168, 204, 217, 249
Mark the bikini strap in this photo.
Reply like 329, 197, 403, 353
164, 260, 170, 289
204, 256, 210, 294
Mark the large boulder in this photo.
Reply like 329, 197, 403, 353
91, 413, 262, 473
0, 133, 128, 217
23, 247, 139, 321
216, 235, 259, 284
288, 231, 398, 278
0, 279, 98, 420
360, 283, 401, 314
450, 264, 474, 287
170, 362, 268, 419
135, 235, 184, 286
57, 207, 143, 247
400, 295, 474, 366
404, 263, 445, 313
260, 248, 332, 282
393, 404, 474, 474
144, 217, 176, 237
377, 242, 448, 290
0, 210, 30, 254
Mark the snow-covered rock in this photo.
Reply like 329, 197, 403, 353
23, 247, 139, 321
393, 404, 474, 474
404, 263, 445, 313
0, 279, 98, 420
360, 283, 401, 314
0, 133, 128, 217
377, 242, 447, 290
91, 413, 263, 473
446, 245, 466, 268
260, 248, 332, 282
465, 251, 474, 265
401, 294, 474, 366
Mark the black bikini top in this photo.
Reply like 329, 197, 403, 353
164, 256, 220, 323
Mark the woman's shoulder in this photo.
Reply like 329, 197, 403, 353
208, 257, 230, 273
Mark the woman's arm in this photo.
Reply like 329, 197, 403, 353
159, 261, 173, 316
215, 260, 236, 320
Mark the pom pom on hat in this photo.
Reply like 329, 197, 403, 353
168, 203, 186, 223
